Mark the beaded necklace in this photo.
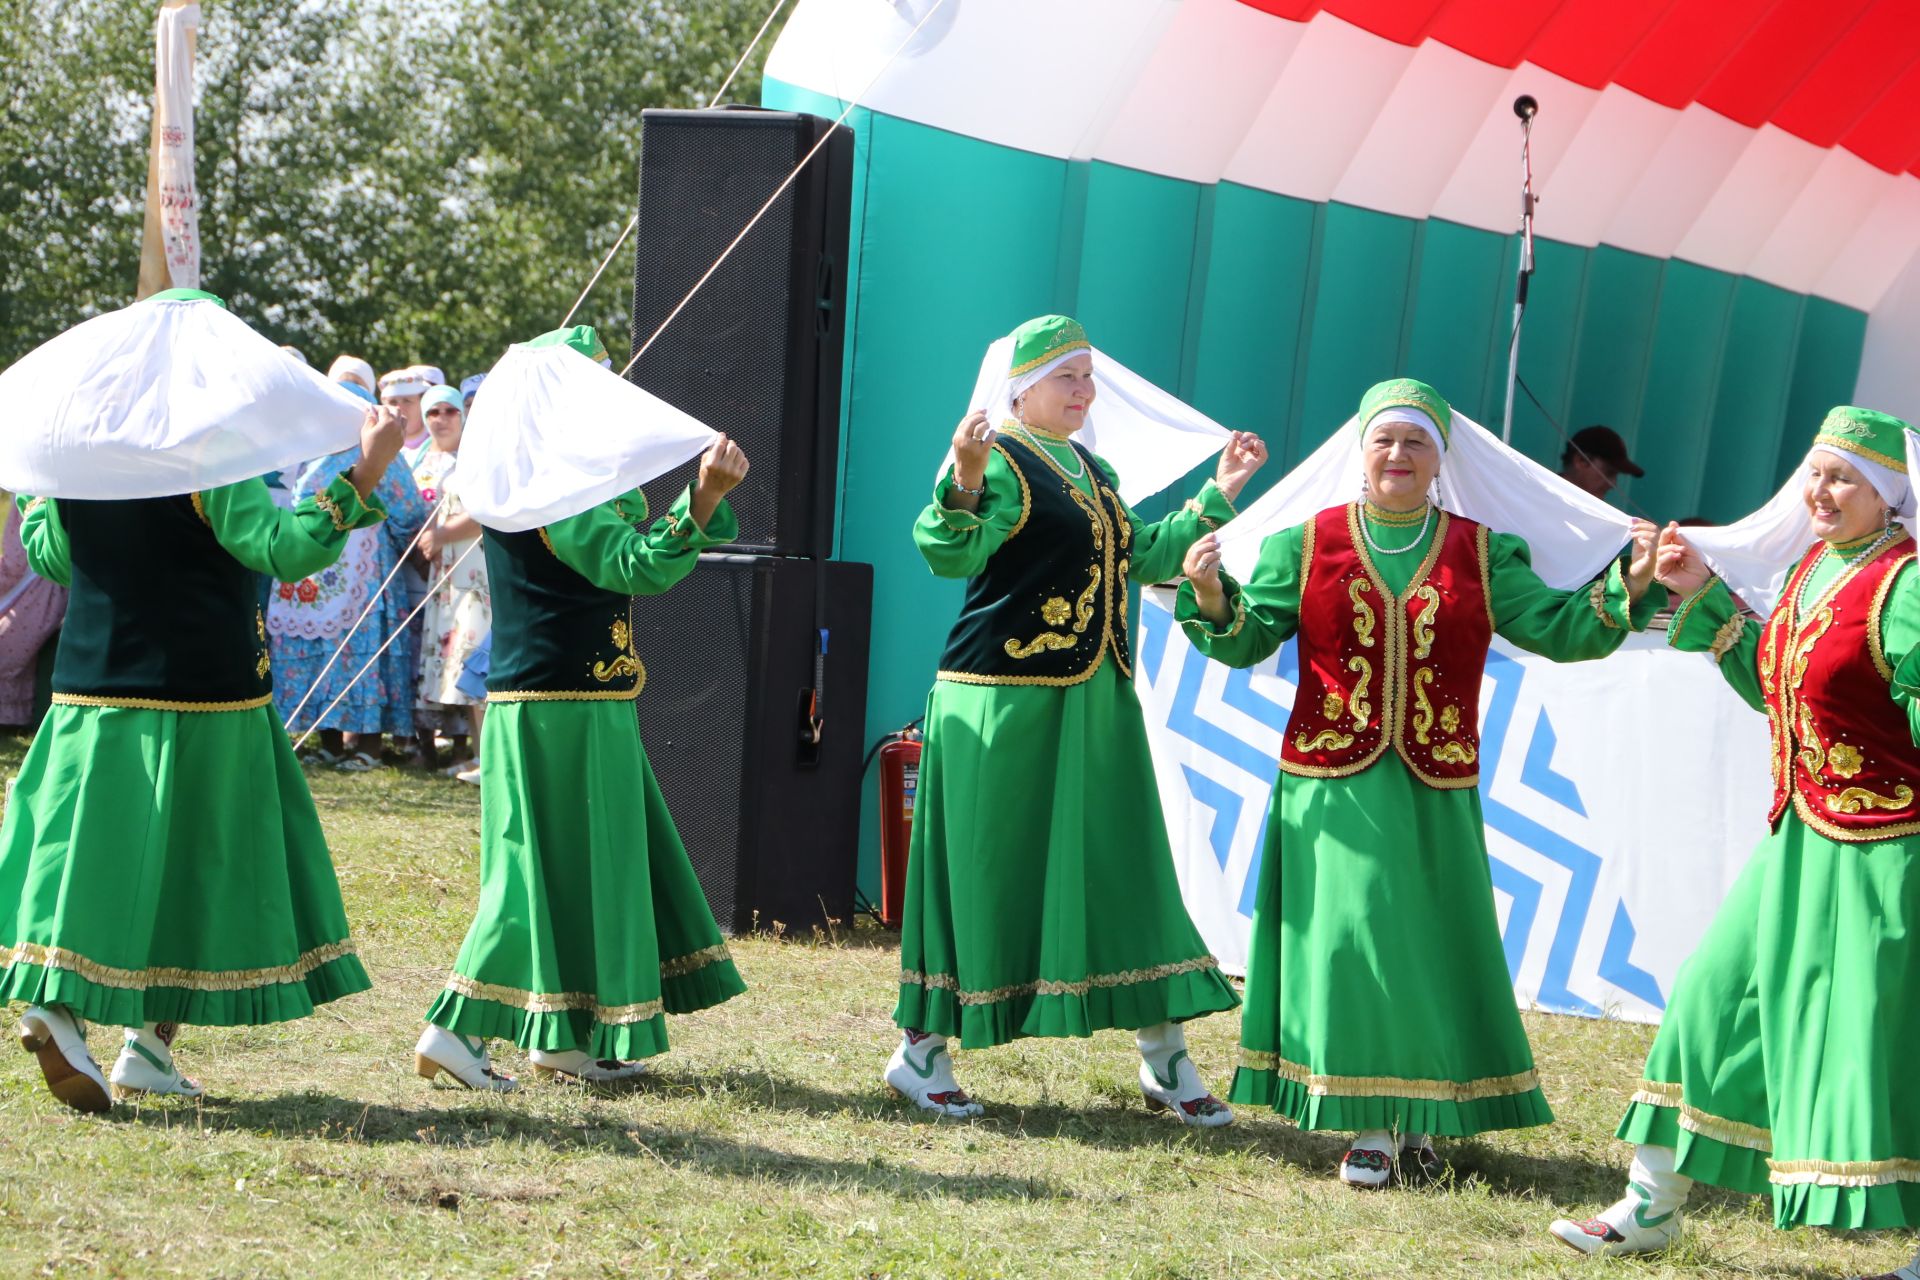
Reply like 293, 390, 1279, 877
1360, 500, 1432, 557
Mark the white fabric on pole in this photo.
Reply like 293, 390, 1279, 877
455, 343, 719, 533
1214, 410, 1633, 590
1687, 430, 1920, 617
939, 336, 1231, 506
154, 3, 201, 289
0, 297, 367, 499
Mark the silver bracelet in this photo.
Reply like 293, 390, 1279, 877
949, 470, 985, 497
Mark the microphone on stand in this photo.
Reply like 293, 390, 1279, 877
1502, 95, 1540, 444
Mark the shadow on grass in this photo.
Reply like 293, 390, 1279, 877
113, 1087, 1073, 1205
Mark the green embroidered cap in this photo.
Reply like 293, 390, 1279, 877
524, 324, 611, 365
1009, 315, 1091, 378
1358, 377, 1452, 443
1813, 405, 1911, 474
145, 288, 227, 308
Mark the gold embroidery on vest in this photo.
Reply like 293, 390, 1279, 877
1411, 667, 1436, 745
1829, 742, 1864, 779
1349, 578, 1377, 648
1827, 785, 1915, 815
1294, 728, 1357, 753
592, 615, 643, 683
1433, 741, 1477, 765
1005, 632, 1078, 660
1067, 487, 1103, 550
1440, 704, 1461, 735
1797, 702, 1827, 777
1411, 585, 1440, 660
1322, 689, 1346, 721
1041, 597, 1071, 627
1346, 655, 1373, 729
1073, 566, 1101, 633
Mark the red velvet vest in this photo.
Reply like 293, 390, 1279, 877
1759, 535, 1920, 842
1280, 504, 1493, 790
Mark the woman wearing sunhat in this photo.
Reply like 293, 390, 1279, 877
1181, 377, 1661, 1186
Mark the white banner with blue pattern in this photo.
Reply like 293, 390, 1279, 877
1137, 587, 1772, 1024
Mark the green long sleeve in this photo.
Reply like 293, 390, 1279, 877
1174, 522, 1303, 668
1487, 533, 1661, 661
198, 474, 385, 580
1102, 460, 1239, 585
543, 486, 736, 596
18, 497, 69, 585
1667, 577, 1767, 713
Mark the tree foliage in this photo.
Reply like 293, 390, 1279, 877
0, 0, 782, 377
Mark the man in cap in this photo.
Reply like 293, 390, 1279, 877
1559, 425, 1644, 501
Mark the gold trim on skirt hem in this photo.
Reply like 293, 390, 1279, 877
1768, 1157, 1920, 1187
442, 973, 665, 1026
659, 944, 732, 981
0, 939, 356, 992
50, 692, 274, 713
1237, 1048, 1541, 1103
898, 955, 1220, 1006
1629, 1081, 1774, 1152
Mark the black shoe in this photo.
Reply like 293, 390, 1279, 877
1398, 1138, 1445, 1186
1855, 1255, 1920, 1280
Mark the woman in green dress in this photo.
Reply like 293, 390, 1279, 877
414, 324, 749, 1090
1550, 408, 1920, 1271
886, 315, 1266, 1125
0, 400, 401, 1112
1178, 377, 1660, 1184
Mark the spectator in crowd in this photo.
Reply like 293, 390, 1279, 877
411, 386, 490, 775
459, 373, 485, 413
0, 496, 67, 731
1560, 425, 1644, 501
270, 360, 429, 768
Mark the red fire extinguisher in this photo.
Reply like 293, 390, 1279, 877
876, 725, 923, 928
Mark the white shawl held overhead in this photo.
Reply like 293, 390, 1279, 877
0, 295, 369, 500
1216, 409, 1634, 591
1684, 429, 1920, 617
454, 342, 719, 533
945, 335, 1231, 507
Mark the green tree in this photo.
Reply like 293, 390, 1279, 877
0, 0, 783, 377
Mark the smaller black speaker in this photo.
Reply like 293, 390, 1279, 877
631, 555, 872, 934
628, 108, 853, 557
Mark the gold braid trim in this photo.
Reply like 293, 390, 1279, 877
0, 939, 355, 992
898, 955, 1220, 1007
658, 943, 732, 981
312, 488, 352, 533
1182, 588, 1247, 641
537, 527, 558, 557
1589, 574, 1622, 631
1768, 1157, 1920, 1187
1628, 1081, 1773, 1151
1709, 614, 1747, 664
51, 692, 273, 713
486, 687, 641, 703
1237, 1049, 1541, 1103
441, 973, 664, 1026
189, 492, 211, 527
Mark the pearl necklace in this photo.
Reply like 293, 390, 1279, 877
1008, 421, 1086, 480
1360, 501, 1432, 556
1826, 525, 1897, 566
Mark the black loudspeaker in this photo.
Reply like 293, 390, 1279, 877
628, 108, 853, 557
630, 556, 872, 935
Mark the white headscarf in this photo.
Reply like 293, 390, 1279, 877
1684, 432, 1920, 616
939, 333, 1231, 506
0, 294, 367, 500
328, 355, 376, 396
1216, 408, 1633, 591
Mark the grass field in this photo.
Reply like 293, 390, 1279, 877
0, 734, 1905, 1280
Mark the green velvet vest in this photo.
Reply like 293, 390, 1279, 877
482, 506, 645, 701
51, 494, 273, 709
936, 434, 1134, 687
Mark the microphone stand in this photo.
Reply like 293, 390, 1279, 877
1502, 96, 1538, 446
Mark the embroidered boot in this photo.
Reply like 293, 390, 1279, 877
110, 1022, 204, 1100
884, 1029, 982, 1118
528, 1048, 648, 1084
1340, 1130, 1397, 1188
1549, 1144, 1690, 1256
1136, 1021, 1231, 1127
414, 1024, 519, 1092
17, 1004, 110, 1113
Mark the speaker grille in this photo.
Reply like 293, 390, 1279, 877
630, 112, 807, 552
631, 565, 757, 931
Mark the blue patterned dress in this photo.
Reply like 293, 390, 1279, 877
267, 451, 427, 736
